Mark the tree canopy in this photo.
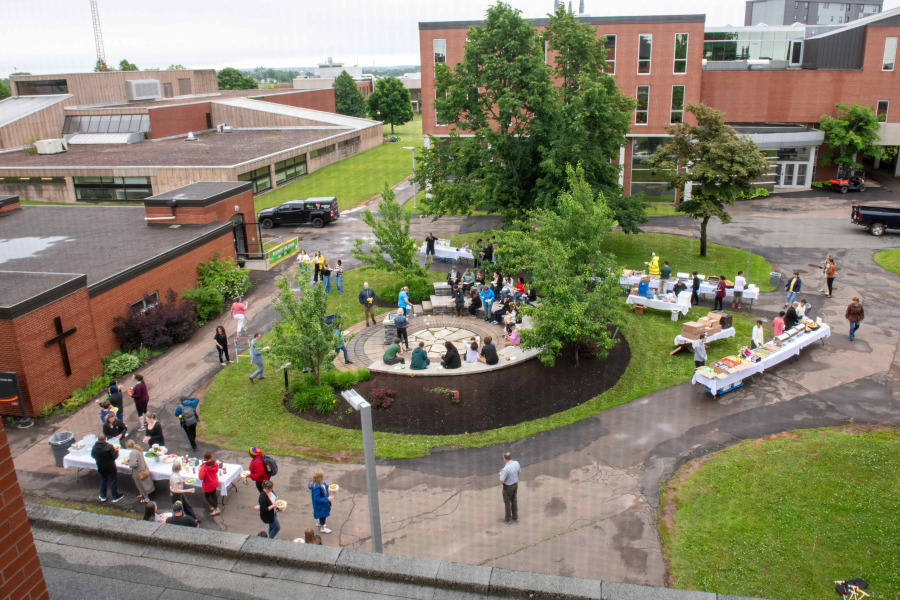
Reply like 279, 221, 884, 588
94, 59, 110, 72
367, 76, 413, 133
820, 103, 883, 169
334, 70, 367, 118
118, 59, 138, 71
351, 184, 426, 279
217, 67, 258, 90
0, 81, 10, 101
645, 104, 769, 256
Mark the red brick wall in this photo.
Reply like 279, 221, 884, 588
257, 89, 336, 113
0, 202, 20, 215
148, 102, 213, 139
144, 189, 255, 226
0, 422, 49, 600
0, 289, 102, 417
89, 232, 236, 355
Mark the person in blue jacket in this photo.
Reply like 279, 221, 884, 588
479, 285, 495, 323
309, 468, 332, 534
174, 396, 200, 450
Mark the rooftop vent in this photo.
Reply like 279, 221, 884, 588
125, 79, 162, 102
185, 132, 197, 141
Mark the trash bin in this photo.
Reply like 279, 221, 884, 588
49, 431, 75, 468
769, 272, 782, 287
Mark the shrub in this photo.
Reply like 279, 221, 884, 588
112, 289, 198, 351
312, 385, 337, 414
369, 386, 396, 410
197, 253, 251, 299
320, 368, 371, 389
182, 286, 225, 325
101, 350, 141, 377
378, 277, 433, 304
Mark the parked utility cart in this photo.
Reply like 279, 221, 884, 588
851, 205, 900, 236
830, 168, 866, 193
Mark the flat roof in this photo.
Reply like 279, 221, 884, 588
144, 181, 252, 207
72, 88, 322, 110
0, 94, 72, 128
419, 14, 705, 29
0, 128, 342, 169
0, 205, 231, 313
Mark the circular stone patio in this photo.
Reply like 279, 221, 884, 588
332, 314, 540, 376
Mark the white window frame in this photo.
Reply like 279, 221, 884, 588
884, 37, 897, 71
635, 85, 650, 125
877, 100, 889, 122
638, 34, 652, 75
131, 291, 159, 313
603, 34, 616, 74
670, 85, 685, 124
673, 33, 688, 74
433, 39, 446, 65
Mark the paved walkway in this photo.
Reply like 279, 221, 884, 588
9, 191, 900, 589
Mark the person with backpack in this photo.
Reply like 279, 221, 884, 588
174, 396, 200, 450
248, 447, 274, 493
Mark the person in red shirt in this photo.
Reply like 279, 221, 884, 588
231, 298, 248, 336
714, 275, 727, 311
198, 451, 221, 516
129, 373, 149, 432
248, 447, 269, 493
773, 311, 786, 337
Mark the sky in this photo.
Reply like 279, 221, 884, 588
4, 0, 900, 76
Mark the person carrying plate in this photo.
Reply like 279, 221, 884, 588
308, 468, 333, 534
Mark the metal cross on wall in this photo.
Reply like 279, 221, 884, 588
45, 316, 77, 376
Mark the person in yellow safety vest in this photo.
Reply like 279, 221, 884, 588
645, 253, 660, 277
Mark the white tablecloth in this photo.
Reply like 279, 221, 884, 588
626, 293, 691, 319
674, 327, 736, 345
619, 276, 759, 300
63, 446, 243, 496
691, 323, 831, 395
419, 245, 474, 261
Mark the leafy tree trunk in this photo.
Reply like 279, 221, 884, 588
700, 216, 710, 257
574, 343, 580, 367
390, 122, 395, 134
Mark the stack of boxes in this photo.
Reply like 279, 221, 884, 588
680, 311, 731, 340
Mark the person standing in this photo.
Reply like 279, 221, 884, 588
714, 276, 727, 311
825, 257, 836, 298
231, 297, 248, 336
383, 338, 405, 365
818, 254, 832, 293
142, 413, 165, 448
692, 333, 707, 368
452, 285, 465, 317
169, 461, 198, 520
130, 374, 150, 432
334, 260, 345, 294
784, 272, 802, 307
258, 480, 281, 538
785, 302, 801, 330
846, 297, 864, 341
102, 413, 127, 439
334, 325, 352, 365
125, 439, 154, 504
393, 309, 410, 350
732, 270, 746, 309
248, 447, 270, 493
214, 326, 230, 365
297, 249, 311, 276
773, 311, 786, 336
198, 451, 222, 516
424, 232, 437, 266
751, 319, 765, 349
107, 380, 124, 423
359, 282, 376, 327
309, 469, 333, 534
92, 434, 124, 503
499, 452, 521, 524
659, 261, 672, 286
175, 396, 200, 450
480, 285, 495, 323
312, 251, 325, 283
645, 253, 660, 277
398, 286, 413, 316
248, 333, 268, 383
691, 272, 701, 306
672, 279, 687, 296
322, 260, 333, 293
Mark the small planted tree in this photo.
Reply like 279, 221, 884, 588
334, 70, 367, 118
367, 76, 413, 134
269, 273, 339, 385
118, 58, 138, 71
819, 103, 883, 169
351, 184, 426, 279
645, 104, 769, 257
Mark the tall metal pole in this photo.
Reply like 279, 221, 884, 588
411, 148, 417, 209
359, 402, 383, 553
90, 0, 107, 67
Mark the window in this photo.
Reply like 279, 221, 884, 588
824, 2, 829, 7
434, 39, 446, 64
790, 40, 803, 64
802, 14, 807, 22
673, 33, 688, 74
73, 176, 151, 201
309, 144, 335, 158
130, 292, 159, 313
15, 79, 68, 96
630, 136, 675, 202
794, 1, 798, 7
0, 176, 64, 185
670, 86, 685, 124
237, 167, 272, 195
635, 86, 649, 125
884, 37, 897, 71
62, 114, 149, 135
638, 34, 652, 74
337, 136, 360, 149
877, 100, 889, 122
603, 35, 616, 73
274, 155, 308, 185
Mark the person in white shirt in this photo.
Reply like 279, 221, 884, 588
499, 451, 521, 523
797, 299, 809, 320
732, 270, 747, 309
751, 319, 765, 349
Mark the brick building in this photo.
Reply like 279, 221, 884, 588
0, 182, 255, 417
419, 7, 900, 200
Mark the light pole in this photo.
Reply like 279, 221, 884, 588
402, 146, 417, 209
341, 389, 383, 553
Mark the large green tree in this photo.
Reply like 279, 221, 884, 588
0, 80, 10, 101
351, 184, 426, 279
367, 76, 413, 133
498, 165, 623, 366
645, 104, 769, 257
118, 58, 138, 71
94, 59, 110, 72
819, 103, 883, 169
217, 67, 258, 90
334, 70, 367, 117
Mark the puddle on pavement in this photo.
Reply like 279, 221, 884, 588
0, 236, 70, 264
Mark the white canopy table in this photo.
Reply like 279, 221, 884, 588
626, 292, 691, 321
674, 327, 736, 346
619, 276, 759, 307
419, 244, 474, 264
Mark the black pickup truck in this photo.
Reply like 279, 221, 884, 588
851, 205, 900, 236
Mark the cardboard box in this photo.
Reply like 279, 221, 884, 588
697, 316, 713, 327
680, 330, 702, 340
640, 276, 651, 283
681, 322, 704, 335
623, 269, 634, 277
706, 325, 722, 335
707, 311, 723, 322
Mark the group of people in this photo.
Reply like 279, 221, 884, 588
386, 334, 510, 370
297, 250, 345, 294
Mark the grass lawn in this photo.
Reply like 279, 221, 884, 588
201, 264, 760, 460
663, 428, 900, 600
254, 115, 423, 213
646, 203, 678, 217
874, 248, 900, 276
36, 497, 140, 519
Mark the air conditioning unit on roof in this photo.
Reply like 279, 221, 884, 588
125, 79, 162, 101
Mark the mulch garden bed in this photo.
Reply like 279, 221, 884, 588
291, 336, 630, 436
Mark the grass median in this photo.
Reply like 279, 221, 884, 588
874, 248, 900, 276
662, 427, 900, 600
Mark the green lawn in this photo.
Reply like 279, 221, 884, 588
253, 115, 423, 213
874, 248, 900, 276
319, 266, 445, 324
664, 428, 900, 600
200, 265, 760, 460
37, 497, 140, 519
646, 203, 678, 217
